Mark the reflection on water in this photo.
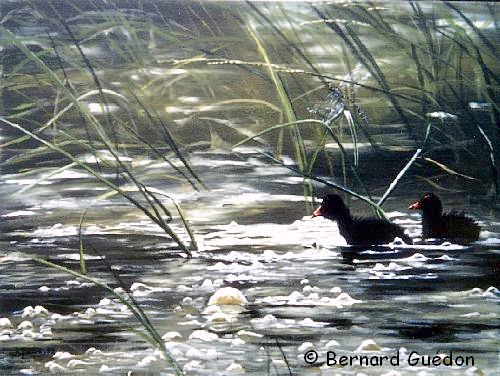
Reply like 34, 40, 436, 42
0, 150, 499, 375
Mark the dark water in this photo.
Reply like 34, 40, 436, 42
1, 1, 499, 375
0, 150, 499, 375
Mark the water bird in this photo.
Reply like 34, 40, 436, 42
408, 192, 480, 243
312, 194, 412, 245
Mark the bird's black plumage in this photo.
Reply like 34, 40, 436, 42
313, 194, 412, 246
409, 192, 480, 243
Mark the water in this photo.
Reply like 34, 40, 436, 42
1, 1, 499, 375
0, 149, 499, 375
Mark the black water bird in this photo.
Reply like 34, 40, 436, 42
312, 194, 412, 246
408, 192, 480, 243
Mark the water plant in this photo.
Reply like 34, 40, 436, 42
1, 21, 203, 267
231, 1, 498, 206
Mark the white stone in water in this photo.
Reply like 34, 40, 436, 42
330, 286, 342, 294
163, 343, 185, 357
0, 318, 13, 328
178, 319, 203, 326
17, 321, 33, 330
162, 331, 182, 341
32, 306, 50, 317
381, 371, 401, 376
253, 314, 277, 325
300, 278, 309, 284
176, 284, 192, 292
22, 306, 34, 318
202, 305, 222, 315
22, 329, 36, 338
98, 298, 112, 306
39, 328, 53, 339
465, 367, 485, 376
288, 291, 303, 300
236, 330, 263, 339
182, 296, 193, 304
0, 330, 13, 341
306, 292, 320, 300
325, 340, 340, 347
85, 347, 103, 356
137, 355, 157, 367
183, 360, 203, 373
185, 347, 203, 358
53, 352, 73, 360
200, 279, 215, 292
298, 318, 318, 327
84, 308, 96, 316
231, 337, 245, 346
18, 369, 36, 375
485, 286, 499, 295
189, 329, 218, 342
303, 285, 321, 293
207, 311, 236, 323
99, 365, 117, 373
44, 361, 66, 372
130, 282, 152, 292
356, 339, 381, 352
67, 360, 92, 368
335, 293, 362, 305
226, 362, 245, 373
297, 342, 314, 353
207, 287, 247, 306
38, 286, 50, 292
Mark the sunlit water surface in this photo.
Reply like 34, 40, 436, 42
0, 150, 499, 375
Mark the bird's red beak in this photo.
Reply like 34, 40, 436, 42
312, 206, 322, 218
408, 201, 421, 210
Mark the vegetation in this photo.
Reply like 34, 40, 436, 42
0, 1, 497, 373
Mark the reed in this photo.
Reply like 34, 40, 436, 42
1, 24, 203, 268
